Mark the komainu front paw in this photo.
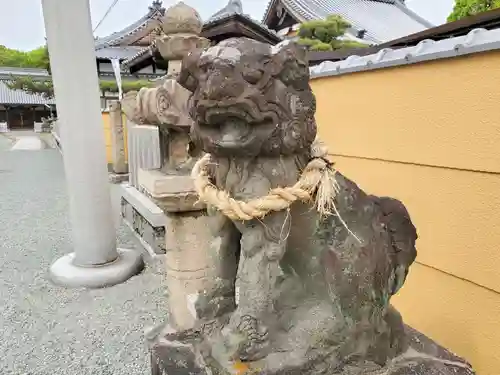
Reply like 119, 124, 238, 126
235, 315, 270, 362
201, 318, 226, 338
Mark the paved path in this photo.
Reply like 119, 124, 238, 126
11, 135, 46, 150
0, 144, 166, 375
0, 133, 13, 151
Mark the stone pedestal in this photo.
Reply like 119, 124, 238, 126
119, 123, 164, 257
164, 210, 214, 330
109, 101, 128, 175
148, 325, 475, 375
127, 124, 161, 188
120, 184, 166, 257
138, 170, 204, 212
138, 169, 214, 330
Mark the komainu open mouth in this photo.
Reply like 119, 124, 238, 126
204, 105, 256, 126
195, 100, 279, 152
217, 118, 252, 146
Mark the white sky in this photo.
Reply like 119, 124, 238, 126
0, 0, 455, 51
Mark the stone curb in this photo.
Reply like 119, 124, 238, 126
109, 173, 130, 184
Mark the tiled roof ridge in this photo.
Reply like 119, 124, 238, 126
263, 0, 433, 43
0, 80, 55, 105
208, 0, 243, 22
393, 0, 434, 28
263, 0, 400, 24
0, 67, 51, 82
205, 12, 281, 40
121, 46, 154, 68
205, 0, 281, 40
0, 67, 50, 75
309, 27, 500, 78
94, 2, 165, 50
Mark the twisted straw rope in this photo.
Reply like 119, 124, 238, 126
191, 138, 340, 222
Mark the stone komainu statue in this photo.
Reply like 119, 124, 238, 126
151, 38, 475, 375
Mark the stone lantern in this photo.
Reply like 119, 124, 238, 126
121, 2, 215, 331
156, 2, 210, 77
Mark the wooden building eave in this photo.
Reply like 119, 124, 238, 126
262, 0, 304, 31
202, 14, 282, 45
123, 13, 282, 74
94, 2, 165, 49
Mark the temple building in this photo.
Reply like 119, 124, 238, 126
93, 0, 168, 79
122, 0, 281, 75
0, 2, 170, 131
262, 0, 434, 44
93, 0, 169, 109
0, 67, 55, 132
1, 0, 434, 131
201, 0, 281, 44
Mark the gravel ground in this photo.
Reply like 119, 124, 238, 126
0, 145, 167, 375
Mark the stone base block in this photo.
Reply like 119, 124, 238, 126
152, 191, 205, 213
50, 249, 144, 289
148, 325, 475, 375
138, 169, 195, 197
137, 169, 205, 213
109, 172, 129, 184
120, 184, 166, 256
163, 210, 215, 330
149, 325, 205, 375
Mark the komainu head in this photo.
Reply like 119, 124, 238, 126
178, 38, 317, 157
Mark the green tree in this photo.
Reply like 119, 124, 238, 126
0, 45, 50, 69
447, 0, 500, 22
6, 76, 54, 99
2, 45, 153, 98
297, 15, 368, 52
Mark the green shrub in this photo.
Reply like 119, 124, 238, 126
297, 15, 369, 52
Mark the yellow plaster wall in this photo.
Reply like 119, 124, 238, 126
310, 51, 500, 375
101, 111, 128, 166
102, 112, 112, 164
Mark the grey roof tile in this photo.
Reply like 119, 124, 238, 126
95, 46, 148, 60
265, 0, 433, 43
123, 1, 282, 68
94, 2, 164, 49
121, 46, 153, 67
207, 0, 243, 22
309, 28, 500, 78
0, 67, 50, 79
0, 81, 55, 105
206, 12, 282, 41
95, 14, 152, 49
204, 0, 281, 41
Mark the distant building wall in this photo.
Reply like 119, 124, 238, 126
101, 111, 128, 169
310, 50, 500, 375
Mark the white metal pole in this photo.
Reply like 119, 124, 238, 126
43, 0, 143, 288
